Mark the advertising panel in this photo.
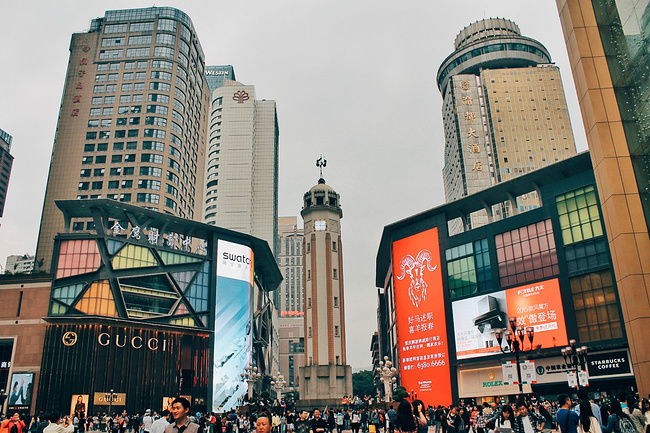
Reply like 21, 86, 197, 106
392, 227, 452, 405
212, 240, 254, 413
452, 278, 567, 360
7, 373, 34, 412
70, 394, 89, 418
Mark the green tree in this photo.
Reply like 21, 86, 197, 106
352, 370, 375, 397
392, 386, 409, 402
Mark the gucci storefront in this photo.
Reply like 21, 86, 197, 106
39, 322, 210, 414
35, 200, 282, 415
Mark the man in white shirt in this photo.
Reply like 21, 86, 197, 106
43, 413, 74, 433
151, 411, 172, 433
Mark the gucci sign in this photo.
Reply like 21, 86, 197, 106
61, 330, 169, 351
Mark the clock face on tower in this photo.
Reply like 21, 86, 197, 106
315, 219, 327, 231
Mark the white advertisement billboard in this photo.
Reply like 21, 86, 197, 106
212, 240, 253, 413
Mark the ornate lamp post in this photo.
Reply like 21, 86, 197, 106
376, 356, 398, 402
271, 374, 287, 400
105, 389, 118, 415
242, 365, 262, 400
561, 340, 588, 389
495, 317, 535, 397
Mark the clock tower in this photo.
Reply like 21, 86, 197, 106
298, 169, 352, 405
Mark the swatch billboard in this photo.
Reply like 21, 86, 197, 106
212, 240, 254, 412
452, 278, 567, 360
392, 227, 452, 406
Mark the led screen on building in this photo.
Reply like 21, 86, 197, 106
392, 227, 452, 406
452, 278, 568, 360
212, 240, 254, 412
7, 372, 34, 412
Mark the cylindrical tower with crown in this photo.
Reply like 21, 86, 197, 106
298, 167, 352, 406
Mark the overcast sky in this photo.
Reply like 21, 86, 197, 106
0, 1, 588, 369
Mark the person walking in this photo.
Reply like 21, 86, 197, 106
557, 396, 579, 433
151, 411, 171, 433
495, 405, 514, 433
394, 401, 416, 433
164, 398, 199, 433
603, 400, 637, 433
142, 411, 154, 433
577, 401, 601, 433
412, 401, 428, 433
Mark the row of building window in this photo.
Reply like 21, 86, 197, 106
442, 184, 619, 344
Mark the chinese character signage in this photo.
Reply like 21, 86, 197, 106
212, 240, 254, 412
392, 227, 452, 406
452, 278, 567, 360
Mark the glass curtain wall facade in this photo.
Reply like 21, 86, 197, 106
375, 153, 634, 403
556, 0, 650, 396
36, 199, 281, 414
36, 7, 210, 273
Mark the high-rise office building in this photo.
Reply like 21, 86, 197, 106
556, 0, 650, 396
277, 217, 304, 314
0, 128, 14, 219
35, 7, 210, 272
202, 79, 279, 257
298, 177, 352, 405
277, 216, 305, 387
205, 65, 235, 93
437, 18, 577, 225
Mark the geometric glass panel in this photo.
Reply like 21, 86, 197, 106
171, 269, 196, 291
495, 219, 559, 287
75, 280, 118, 317
56, 239, 101, 279
185, 261, 210, 312
49, 301, 68, 316
122, 291, 177, 318
112, 244, 158, 269
52, 283, 86, 305
119, 274, 176, 294
106, 239, 124, 255
570, 270, 623, 343
159, 250, 202, 265
174, 302, 190, 315
170, 317, 196, 327
556, 185, 603, 246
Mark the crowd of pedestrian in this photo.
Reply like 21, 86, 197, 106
2, 391, 649, 433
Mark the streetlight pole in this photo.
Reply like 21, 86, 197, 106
242, 365, 262, 401
495, 317, 535, 397
561, 340, 588, 389
271, 374, 287, 401
376, 356, 398, 402
105, 389, 118, 416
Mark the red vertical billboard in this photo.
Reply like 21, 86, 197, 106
392, 227, 452, 406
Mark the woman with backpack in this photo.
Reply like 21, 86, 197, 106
577, 401, 601, 433
602, 400, 636, 433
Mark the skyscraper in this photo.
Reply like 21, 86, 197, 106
277, 217, 305, 315
556, 0, 650, 396
298, 176, 352, 405
205, 65, 236, 93
437, 18, 577, 224
35, 7, 210, 272
0, 128, 13, 219
202, 79, 279, 257
276, 216, 305, 387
